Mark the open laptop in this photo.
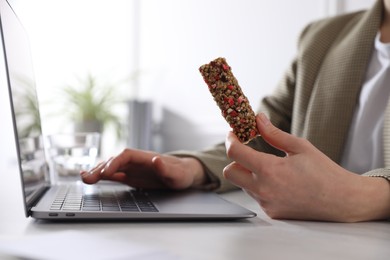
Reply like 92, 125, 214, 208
0, 0, 256, 220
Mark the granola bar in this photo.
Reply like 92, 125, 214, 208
199, 57, 259, 143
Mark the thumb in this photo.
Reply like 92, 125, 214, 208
256, 113, 302, 154
151, 155, 167, 176
152, 155, 182, 183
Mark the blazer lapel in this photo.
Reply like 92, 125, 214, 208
303, 0, 383, 163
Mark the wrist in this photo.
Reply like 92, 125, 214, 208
361, 176, 390, 220
343, 175, 390, 222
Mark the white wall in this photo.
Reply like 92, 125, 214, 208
343, 0, 376, 12
8, 0, 376, 156
137, 0, 326, 152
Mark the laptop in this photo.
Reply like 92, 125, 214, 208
0, 0, 256, 220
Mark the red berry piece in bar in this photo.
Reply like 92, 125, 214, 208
199, 57, 259, 143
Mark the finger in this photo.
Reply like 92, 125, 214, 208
99, 157, 115, 178
223, 161, 256, 191
225, 131, 277, 174
80, 160, 107, 184
256, 113, 303, 154
99, 149, 155, 178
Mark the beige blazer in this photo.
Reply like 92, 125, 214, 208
174, 0, 390, 192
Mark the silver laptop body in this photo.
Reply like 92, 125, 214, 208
0, 0, 256, 220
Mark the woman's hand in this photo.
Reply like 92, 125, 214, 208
224, 113, 390, 222
81, 149, 207, 190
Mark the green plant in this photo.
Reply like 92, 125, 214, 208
13, 75, 42, 138
61, 74, 122, 138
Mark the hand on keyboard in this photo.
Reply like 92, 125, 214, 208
80, 149, 208, 190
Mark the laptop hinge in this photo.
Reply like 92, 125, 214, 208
26, 184, 51, 216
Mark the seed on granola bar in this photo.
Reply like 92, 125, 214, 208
199, 57, 259, 143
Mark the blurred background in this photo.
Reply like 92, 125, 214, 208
8, 0, 374, 158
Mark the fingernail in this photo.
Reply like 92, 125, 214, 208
259, 113, 270, 126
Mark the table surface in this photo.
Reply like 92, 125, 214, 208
1, 154, 390, 260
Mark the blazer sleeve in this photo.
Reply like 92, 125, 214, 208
363, 169, 390, 182
168, 143, 235, 193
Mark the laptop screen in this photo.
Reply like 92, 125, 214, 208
0, 0, 50, 216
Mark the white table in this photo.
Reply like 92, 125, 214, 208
1, 156, 389, 260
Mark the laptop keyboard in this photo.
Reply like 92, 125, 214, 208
50, 186, 158, 212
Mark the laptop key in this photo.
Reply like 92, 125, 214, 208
120, 206, 140, 212
82, 207, 101, 211
139, 206, 158, 212
102, 207, 121, 211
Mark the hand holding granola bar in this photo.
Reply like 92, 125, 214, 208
199, 57, 259, 143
